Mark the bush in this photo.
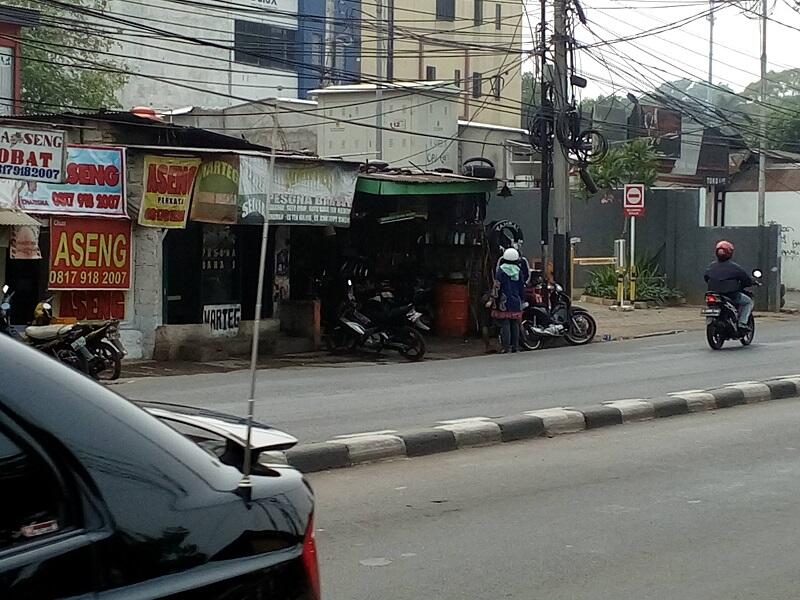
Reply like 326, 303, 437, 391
584, 257, 683, 304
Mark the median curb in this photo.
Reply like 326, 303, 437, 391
283, 375, 800, 474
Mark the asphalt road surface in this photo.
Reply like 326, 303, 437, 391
116, 319, 800, 443
311, 399, 800, 600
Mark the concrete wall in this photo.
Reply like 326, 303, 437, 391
486, 188, 782, 310
153, 319, 280, 361
105, 0, 299, 109
315, 87, 460, 169
726, 191, 800, 290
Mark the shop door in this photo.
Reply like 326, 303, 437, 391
239, 224, 275, 320
5, 228, 48, 325
163, 224, 202, 324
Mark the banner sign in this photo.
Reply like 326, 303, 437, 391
202, 303, 241, 337
0, 126, 66, 184
58, 290, 126, 321
17, 145, 127, 218
49, 217, 131, 290
10, 224, 42, 259
139, 155, 201, 228
190, 155, 240, 224
238, 158, 358, 226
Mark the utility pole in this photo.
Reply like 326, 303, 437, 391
757, 0, 767, 226
539, 0, 550, 268
375, 0, 385, 161
552, 0, 571, 292
708, 0, 714, 93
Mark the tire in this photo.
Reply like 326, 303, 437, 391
398, 327, 426, 361
92, 341, 122, 381
706, 323, 725, 350
520, 319, 544, 351
565, 310, 597, 346
740, 314, 755, 346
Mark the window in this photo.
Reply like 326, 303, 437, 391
474, 0, 483, 25
454, 69, 461, 87
436, 0, 455, 21
426, 66, 437, 81
495, 4, 502, 29
492, 74, 503, 99
234, 20, 297, 71
0, 428, 71, 551
472, 72, 482, 98
310, 32, 324, 67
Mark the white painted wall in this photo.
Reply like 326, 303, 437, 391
106, 0, 299, 109
316, 87, 460, 171
726, 191, 800, 289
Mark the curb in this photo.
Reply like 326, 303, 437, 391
283, 374, 800, 474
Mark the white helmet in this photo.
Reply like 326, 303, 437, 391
502, 247, 520, 262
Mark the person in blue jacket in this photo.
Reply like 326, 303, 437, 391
487, 247, 526, 353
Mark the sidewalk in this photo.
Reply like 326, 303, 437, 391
117, 304, 797, 380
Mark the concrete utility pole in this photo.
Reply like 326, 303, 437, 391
539, 0, 551, 269
552, 0, 571, 292
375, 0, 385, 161
757, 0, 767, 226
708, 0, 714, 93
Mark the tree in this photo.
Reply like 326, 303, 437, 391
8, 0, 127, 112
583, 138, 658, 199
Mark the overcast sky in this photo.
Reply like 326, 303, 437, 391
524, 0, 800, 99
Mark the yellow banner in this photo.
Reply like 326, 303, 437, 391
138, 155, 201, 228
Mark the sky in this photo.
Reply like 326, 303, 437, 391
525, 0, 800, 100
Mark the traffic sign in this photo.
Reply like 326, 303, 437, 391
623, 183, 645, 217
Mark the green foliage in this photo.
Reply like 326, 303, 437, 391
8, 0, 127, 112
584, 255, 683, 304
583, 138, 659, 197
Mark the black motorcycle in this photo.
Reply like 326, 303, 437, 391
1, 288, 125, 380
324, 280, 428, 361
702, 269, 761, 350
520, 274, 597, 351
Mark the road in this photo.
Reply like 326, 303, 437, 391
116, 319, 800, 443
310, 399, 800, 599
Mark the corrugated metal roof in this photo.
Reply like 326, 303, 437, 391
0, 210, 40, 226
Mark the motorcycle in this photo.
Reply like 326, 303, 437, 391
520, 274, 597, 351
324, 280, 428, 361
0, 288, 126, 380
702, 269, 762, 350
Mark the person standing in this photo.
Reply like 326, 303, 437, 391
487, 248, 525, 353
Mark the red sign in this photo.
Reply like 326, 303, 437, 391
58, 291, 126, 321
623, 184, 645, 217
49, 217, 131, 290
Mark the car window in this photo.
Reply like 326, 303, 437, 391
0, 428, 71, 551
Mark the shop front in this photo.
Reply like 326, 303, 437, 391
318, 172, 496, 339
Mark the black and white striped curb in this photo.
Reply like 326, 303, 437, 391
283, 374, 800, 473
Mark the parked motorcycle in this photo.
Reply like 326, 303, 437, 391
520, 274, 597, 351
702, 269, 762, 350
0, 288, 126, 380
324, 280, 428, 361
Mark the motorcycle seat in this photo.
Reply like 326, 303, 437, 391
25, 324, 74, 340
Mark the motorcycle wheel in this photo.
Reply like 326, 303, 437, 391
520, 319, 543, 351
740, 314, 755, 346
92, 341, 122, 381
398, 327, 426, 362
706, 323, 725, 350
564, 310, 597, 346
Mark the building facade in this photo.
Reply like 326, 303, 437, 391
356, 0, 523, 129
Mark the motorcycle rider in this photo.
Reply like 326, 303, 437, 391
704, 240, 754, 333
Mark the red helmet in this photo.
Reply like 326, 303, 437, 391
715, 240, 734, 261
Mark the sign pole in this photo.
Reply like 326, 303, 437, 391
239, 107, 277, 499
629, 216, 636, 303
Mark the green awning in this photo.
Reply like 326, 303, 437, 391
356, 176, 495, 196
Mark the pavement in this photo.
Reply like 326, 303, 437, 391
116, 316, 800, 444
311, 398, 800, 599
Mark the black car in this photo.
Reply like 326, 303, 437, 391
0, 334, 319, 599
